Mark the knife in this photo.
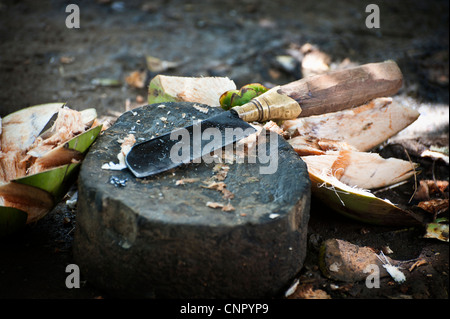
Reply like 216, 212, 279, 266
38, 111, 59, 139
126, 60, 403, 178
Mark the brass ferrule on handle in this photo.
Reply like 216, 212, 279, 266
232, 86, 302, 122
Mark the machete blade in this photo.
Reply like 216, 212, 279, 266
125, 111, 256, 178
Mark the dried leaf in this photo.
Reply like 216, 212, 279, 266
418, 199, 449, 215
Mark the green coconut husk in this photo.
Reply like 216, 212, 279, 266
0, 181, 54, 225
13, 163, 80, 199
0, 104, 102, 235
1, 103, 64, 152
148, 74, 236, 106
308, 170, 421, 226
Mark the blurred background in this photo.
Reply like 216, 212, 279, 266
0, 0, 448, 118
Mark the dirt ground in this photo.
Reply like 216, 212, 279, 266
0, 0, 448, 301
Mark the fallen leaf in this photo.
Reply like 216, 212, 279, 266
417, 199, 449, 215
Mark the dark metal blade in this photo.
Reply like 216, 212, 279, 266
125, 110, 256, 178
38, 112, 59, 138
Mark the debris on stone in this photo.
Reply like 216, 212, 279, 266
101, 133, 136, 170
109, 175, 128, 188
221, 202, 235, 212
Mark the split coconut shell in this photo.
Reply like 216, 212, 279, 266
148, 75, 237, 106
0, 103, 102, 235
282, 97, 422, 226
307, 169, 420, 226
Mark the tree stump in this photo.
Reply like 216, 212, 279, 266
73, 102, 310, 298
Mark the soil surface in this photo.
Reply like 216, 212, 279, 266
0, 0, 448, 302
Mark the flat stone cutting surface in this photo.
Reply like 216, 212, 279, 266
74, 102, 310, 298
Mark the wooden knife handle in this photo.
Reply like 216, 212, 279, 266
279, 60, 403, 117
232, 60, 403, 122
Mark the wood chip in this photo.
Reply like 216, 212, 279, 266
222, 202, 235, 212
192, 104, 209, 114
215, 170, 228, 181
202, 181, 234, 199
202, 181, 226, 191
175, 178, 199, 185
409, 259, 427, 272
160, 117, 168, 123
221, 188, 235, 200
263, 120, 284, 136
206, 201, 235, 212
206, 202, 223, 209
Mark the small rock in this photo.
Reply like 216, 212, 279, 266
319, 239, 393, 282
382, 245, 394, 255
